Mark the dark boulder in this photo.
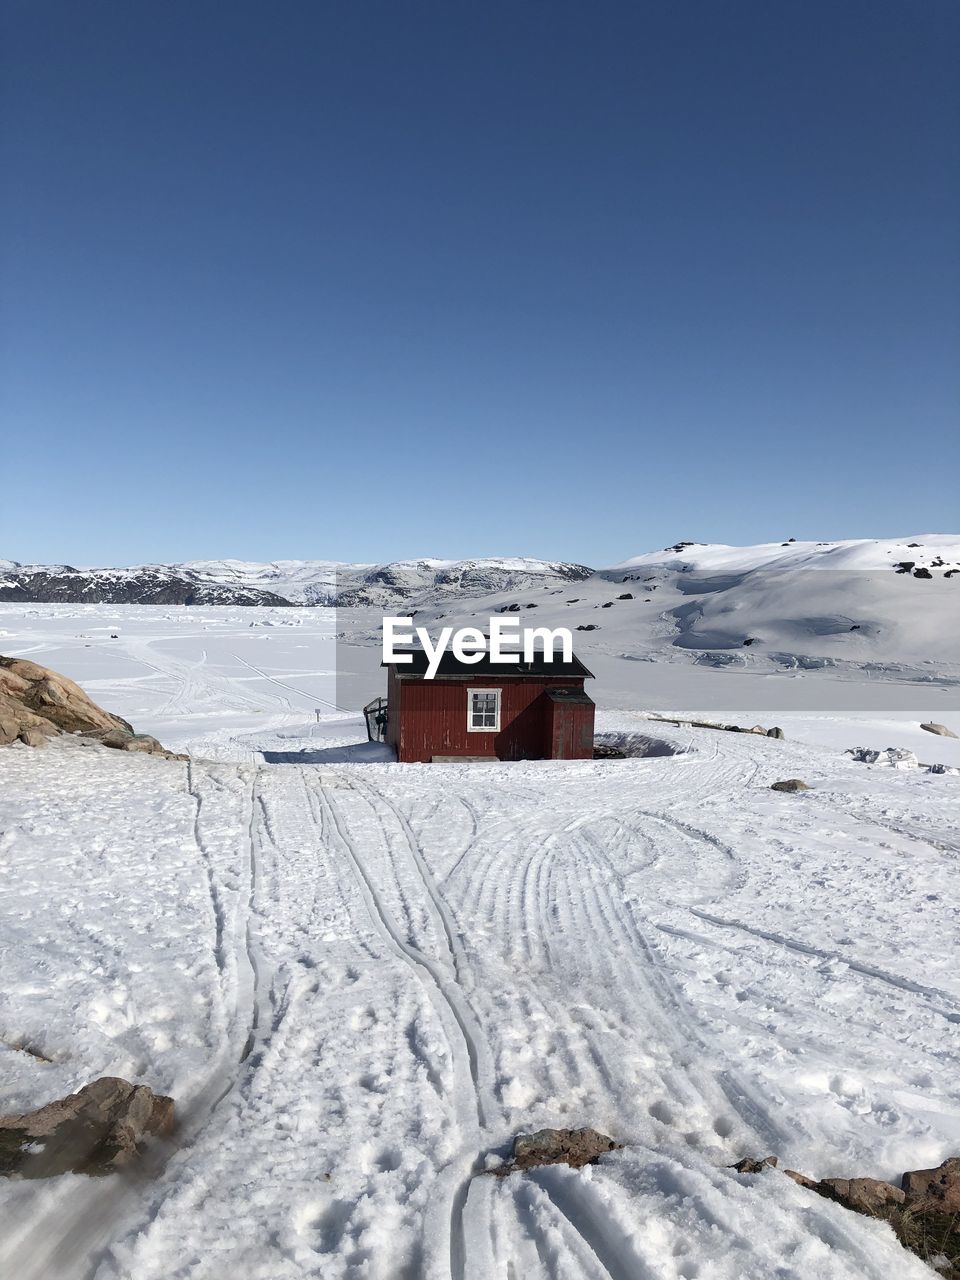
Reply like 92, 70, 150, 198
492, 1127, 621, 1177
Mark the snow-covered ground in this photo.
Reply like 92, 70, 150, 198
1, 540, 959, 1280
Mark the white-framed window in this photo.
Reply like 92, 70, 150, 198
467, 687, 501, 732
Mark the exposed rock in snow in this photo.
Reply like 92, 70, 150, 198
922, 721, 958, 738
0, 1077, 174, 1178
734, 1153, 960, 1275
817, 1176, 907, 1214
0, 655, 132, 740
0, 656, 183, 758
492, 1127, 621, 1176
901, 1156, 960, 1212
770, 778, 811, 791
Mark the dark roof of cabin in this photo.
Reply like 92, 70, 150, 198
383, 649, 594, 679
545, 688, 595, 704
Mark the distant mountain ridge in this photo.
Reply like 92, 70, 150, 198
3, 540, 956, 618
0, 561, 294, 607
0, 557, 594, 607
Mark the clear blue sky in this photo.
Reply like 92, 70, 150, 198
2, 1, 957, 569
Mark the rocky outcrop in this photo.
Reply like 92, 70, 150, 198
732, 1153, 960, 1277
0, 1077, 174, 1178
0, 655, 184, 758
1, 656, 133, 738
770, 779, 810, 792
491, 1127, 621, 1177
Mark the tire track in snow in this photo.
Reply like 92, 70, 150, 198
408, 762, 797, 1269
9, 764, 271, 1280
186, 759, 228, 983
526, 1170, 657, 1280
688, 907, 960, 1021
349, 775, 499, 1120
580, 824, 795, 1151
232, 651, 345, 715
821, 797, 960, 859
346, 775, 519, 1280
305, 777, 490, 1280
425, 777, 782, 1271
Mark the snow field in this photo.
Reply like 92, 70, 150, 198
1, 579, 958, 1278
2, 721, 957, 1278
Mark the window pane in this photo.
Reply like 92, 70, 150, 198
469, 690, 499, 730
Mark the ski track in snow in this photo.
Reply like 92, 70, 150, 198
1, 719, 957, 1277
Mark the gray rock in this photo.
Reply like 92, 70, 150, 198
771, 779, 810, 792
921, 722, 957, 739
766, 727, 785, 739
730, 1155, 779, 1174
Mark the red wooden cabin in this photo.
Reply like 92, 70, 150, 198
382, 649, 595, 763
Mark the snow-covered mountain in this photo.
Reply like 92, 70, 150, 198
615, 534, 960, 577
607, 535, 960, 664
358, 536, 960, 679
0, 561, 293, 607
3, 539, 957, 658
0, 556, 594, 607
179, 559, 345, 605
332, 557, 593, 606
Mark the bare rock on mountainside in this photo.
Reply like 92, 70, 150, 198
0, 655, 184, 759
491, 1127, 621, 1177
770, 778, 811, 792
921, 721, 958, 738
0, 1077, 175, 1178
0, 563, 294, 606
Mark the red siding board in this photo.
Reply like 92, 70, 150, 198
547, 697, 595, 759
388, 676, 594, 763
